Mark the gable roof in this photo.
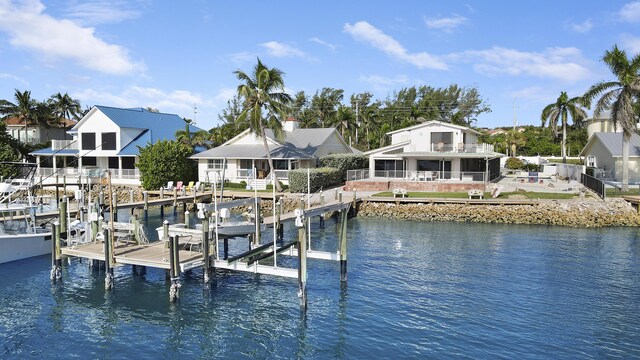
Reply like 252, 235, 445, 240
72, 106, 201, 133
581, 132, 640, 157
3, 116, 76, 127
192, 127, 352, 160
386, 120, 482, 136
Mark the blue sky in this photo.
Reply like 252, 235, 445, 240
1, 0, 639, 131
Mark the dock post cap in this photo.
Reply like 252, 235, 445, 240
163, 220, 169, 224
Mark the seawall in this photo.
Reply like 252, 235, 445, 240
356, 198, 640, 227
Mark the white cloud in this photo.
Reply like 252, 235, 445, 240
343, 21, 447, 70
569, 19, 592, 33
619, 1, 640, 22
360, 74, 409, 86
309, 37, 337, 51
461, 46, 591, 82
228, 51, 255, 64
260, 41, 305, 58
72, 86, 236, 128
0, 0, 144, 75
64, 0, 142, 26
620, 33, 640, 53
0, 72, 29, 86
424, 15, 467, 31
508, 86, 556, 103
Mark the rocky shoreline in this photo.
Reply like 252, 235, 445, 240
356, 198, 640, 227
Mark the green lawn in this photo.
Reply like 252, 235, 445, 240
372, 191, 576, 200
605, 188, 640, 197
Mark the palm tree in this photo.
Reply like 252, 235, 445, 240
334, 106, 356, 141
541, 91, 588, 164
0, 90, 37, 143
234, 58, 292, 192
583, 45, 640, 192
48, 92, 82, 126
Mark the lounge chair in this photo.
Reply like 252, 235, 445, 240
194, 181, 202, 191
163, 181, 174, 190
186, 181, 195, 191
176, 181, 184, 192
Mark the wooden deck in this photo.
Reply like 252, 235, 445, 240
61, 241, 204, 271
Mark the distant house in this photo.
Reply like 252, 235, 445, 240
30, 106, 201, 185
364, 120, 504, 183
580, 132, 640, 182
191, 118, 355, 187
4, 116, 75, 145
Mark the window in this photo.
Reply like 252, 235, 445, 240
82, 133, 96, 150
207, 159, 227, 169
102, 132, 116, 150
586, 155, 596, 167
82, 157, 97, 166
273, 159, 288, 170
374, 160, 405, 178
431, 132, 453, 145
108, 157, 119, 169
121, 157, 135, 169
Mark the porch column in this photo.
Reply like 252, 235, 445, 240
52, 155, 57, 174
119, 157, 123, 179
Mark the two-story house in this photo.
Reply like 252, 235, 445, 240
356, 121, 503, 190
4, 116, 75, 145
30, 106, 202, 185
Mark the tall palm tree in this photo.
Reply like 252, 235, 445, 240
48, 92, 82, 126
0, 90, 37, 143
541, 91, 588, 164
234, 58, 292, 192
583, 45, 640, 192
334, 106, 356, 140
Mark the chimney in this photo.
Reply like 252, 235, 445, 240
283, 116, 299, 132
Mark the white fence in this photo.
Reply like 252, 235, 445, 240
347, 169, 487, 182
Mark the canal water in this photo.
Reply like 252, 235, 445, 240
1, 210, 639, 359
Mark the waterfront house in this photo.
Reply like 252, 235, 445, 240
190, 118, 355, 188
580, 132, 640, 182
30, 106, 201, 185
345, 120, 504, 191
4, 116, 75, 145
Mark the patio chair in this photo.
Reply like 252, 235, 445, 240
185, 181, 195, 191
436, 142, 444, 152
163, 181, 174, 190
194, 181, 202, 191
176, 181, 184, 192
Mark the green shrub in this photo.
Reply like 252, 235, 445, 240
505, 157, 525, 170
320, 154, 368, 180
224, 181, 247, 189
266, 181, 288, 191
288, 167, 342, 193
136, 140, 196, 190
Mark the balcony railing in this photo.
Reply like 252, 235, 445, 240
347, 169, 487, 182
51, 140, 78, 151
425, 143, 495, 153
36, 167, 139, 180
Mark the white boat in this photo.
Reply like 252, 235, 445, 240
0, 203, 52, 264
0, 162, 53, 264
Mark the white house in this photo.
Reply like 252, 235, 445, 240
4, 116, 74, 145
30, 106, 201, 185
191, 118, 355, 186
580, 132, 640, 182
364, 120, 504, 183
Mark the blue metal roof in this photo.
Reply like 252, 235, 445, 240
89, 106, 203, 157
29, 148, 78, 156
93, 106, 201, 133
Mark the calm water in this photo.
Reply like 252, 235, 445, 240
1, 209, 639, 359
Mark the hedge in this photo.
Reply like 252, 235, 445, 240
320, 154, 368, 180
288, 167, 342, 193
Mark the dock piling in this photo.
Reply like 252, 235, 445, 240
253, 197, 261, 248
202, 218, 212, 287
112, 191, 118, 222
50, 222, 62, 283
184, 210, 190, 227
339, 208, 348, 282
129, 189, 134, 203
296, 207, 308, 309
103, 228, 114, 291
168, 235, 181, 302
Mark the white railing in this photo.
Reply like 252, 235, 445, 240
347, 169, 370, 181
272, 170, 289, 180
236, 169, 252, 178
51, 140, 78, 150
348, 168, 487, 182
110, 169, 139, 179
36, 167, 139, 179
427, 143, 494, 153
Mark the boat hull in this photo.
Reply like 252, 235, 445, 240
0, 232, 53, 264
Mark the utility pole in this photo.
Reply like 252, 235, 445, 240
193, 104, 198, 125
355, 101, 359, 145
